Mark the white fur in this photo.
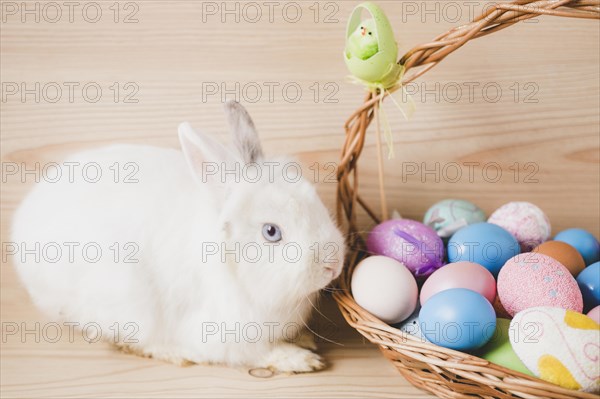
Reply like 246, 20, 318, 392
11, 101, 345, 372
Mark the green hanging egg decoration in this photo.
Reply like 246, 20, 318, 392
344, 1, 402, 89
343, 1, 414, 160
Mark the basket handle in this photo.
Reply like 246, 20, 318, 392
337, 0, 600, 241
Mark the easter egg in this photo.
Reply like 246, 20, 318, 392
351, 256, 418, 324
555, 228, 600, 266
419, 288, 496, 351
476, 318, 533, 376
577, 261, 600, 312
492, 294, 511, 319
423, 199, 486, 238
488, 201, 551, 251
367, 219, 444, 278
510, 307, 600, 393
587, 306, 600, 324
533, 241, 585, 277
447, 222, 519, 277
497, 253, 583, 316
393, 306, 425, 340
420, 261, 496, 305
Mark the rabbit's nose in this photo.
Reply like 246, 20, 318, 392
361, 27, 367, 36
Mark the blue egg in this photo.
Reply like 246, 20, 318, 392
393, 306, 425, 340
555, 228, 600, 266
447, 222, 520, 277
419, 288, 496, 351
577, 261, 600, 312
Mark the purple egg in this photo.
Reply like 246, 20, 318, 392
367, 219, 444, 277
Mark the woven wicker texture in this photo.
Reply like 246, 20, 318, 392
333, 1, 600, 398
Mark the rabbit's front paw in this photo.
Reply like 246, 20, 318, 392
115, 343, 194, 367
263, 343, 325, 373
291, 330, 317, 351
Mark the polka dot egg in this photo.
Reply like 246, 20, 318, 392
497, 253, 583, 316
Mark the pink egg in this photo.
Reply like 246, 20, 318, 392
497, 253, 583, 316
488, 201, 551, 252
420, 261, 496, 305
587, 306, 600, 324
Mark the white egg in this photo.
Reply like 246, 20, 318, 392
351, 256, 418, 324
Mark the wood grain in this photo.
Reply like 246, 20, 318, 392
1, 258, 432, 398
1, 1, 598, 397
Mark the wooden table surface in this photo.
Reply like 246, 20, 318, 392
1, 1, 598, 398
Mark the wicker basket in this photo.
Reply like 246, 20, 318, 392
333, 1, 600, 398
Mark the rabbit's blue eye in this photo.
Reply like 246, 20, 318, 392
262, 223, 282, 242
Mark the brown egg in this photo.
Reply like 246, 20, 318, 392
493, 294, 511, 319
533, 241, 585, 276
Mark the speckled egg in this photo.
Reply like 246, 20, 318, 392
393, 306, 426, 340
497, 253, 583, 316
366, 219, 445, 278
488, 202, 551, 252
533, 241, 585, 277
423, 199, 486, 238
510, 307, 600, 393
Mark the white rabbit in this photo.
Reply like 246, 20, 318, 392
11, 101, 345, 372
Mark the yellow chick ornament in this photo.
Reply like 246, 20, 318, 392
344, 2, 402, 89
346, 19, 379, 61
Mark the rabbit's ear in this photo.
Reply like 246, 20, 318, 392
178, 122, 237, 184
224, 100, 264, 164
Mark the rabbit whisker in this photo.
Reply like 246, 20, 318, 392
305, 294, 337, 326
295, 307, 344, 347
